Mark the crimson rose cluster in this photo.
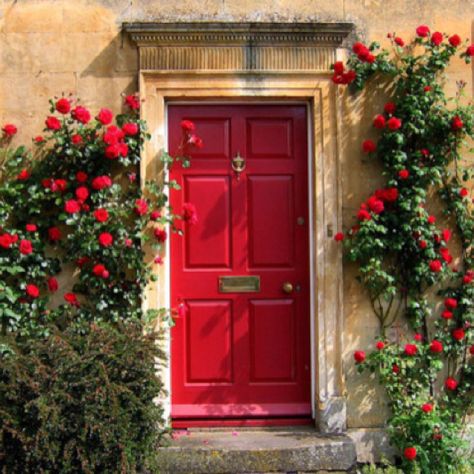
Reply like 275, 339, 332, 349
0, 94, 201, 336
333, 26, 474, 473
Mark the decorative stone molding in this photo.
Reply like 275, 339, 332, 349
125, 21, 353, 435
124, 22, 352, 72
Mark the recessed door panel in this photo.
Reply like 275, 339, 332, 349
184, 176, 232, 269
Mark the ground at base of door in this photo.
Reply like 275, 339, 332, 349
155, 426, 356, 474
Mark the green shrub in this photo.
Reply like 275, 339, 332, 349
0, 321, 166, 473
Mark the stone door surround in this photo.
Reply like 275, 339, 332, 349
124, 21, 353, 434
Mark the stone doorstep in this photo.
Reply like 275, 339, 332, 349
156, 427, 357, 474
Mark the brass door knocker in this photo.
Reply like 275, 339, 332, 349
231, 152, 246, 180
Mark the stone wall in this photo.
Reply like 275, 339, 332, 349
0, 0, 472, 429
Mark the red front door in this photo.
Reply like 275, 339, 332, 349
169, 104, 311, 421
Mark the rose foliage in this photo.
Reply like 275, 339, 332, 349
334, 28, 474, 473
0, 94, 201, 472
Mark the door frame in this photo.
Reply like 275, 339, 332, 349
127, 21, 352, 433
139, 72, 346, 433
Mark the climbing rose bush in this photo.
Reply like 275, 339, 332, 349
0, 94, 201, 471
333, 27, 474, 473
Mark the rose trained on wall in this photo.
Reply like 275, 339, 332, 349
0, 94, 201, 472
333, 27, 474, 473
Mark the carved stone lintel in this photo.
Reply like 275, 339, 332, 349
124, 22, 353, 72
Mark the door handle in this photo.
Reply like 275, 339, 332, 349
282, 281, 294, 294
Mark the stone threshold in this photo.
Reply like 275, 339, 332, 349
156, 426, 357, 473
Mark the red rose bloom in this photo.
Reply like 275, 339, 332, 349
414, 333, 422, 342
352, 42, 366, 54
357, 209, 372, 221
124, 94, 140, 110
451, 115, 464, 131
362, 139, 376, 153
427, 215, 436, 224
26, 224, 37, 232
442, 229, 452, 242
98, 232, 113, 247
387, 117, 402, 130
440, 247, 452, 264
376, 341, 385, 350
182, 202, 198, 225
353, 350, 366, 363
384, 102, 396, 115
416, 25, 430, 37
424, 85, 432, 92
34, 136, 44, 143
429, 259, 442, 272
404, 447, 417, 461
134, 198, 148, 216
188, 134, 203, 149
154, 228, 168, 242
459, 188, 468, 197
394, 37, 405, 47
150, 210, 161, 221
422, 403, 433, 413
47, 277, 58, 292
17, 169, 30, 181
55, 98, 71, 114
2, 123, 17, 137
26, 284, 40, 299
71, 134, 83, 145
392, 363, 400, 374
45, 116, 61, 131
75, 187, 89, 201
373, 114, 386, 129
76, 171, 88, 183
97, 108, 113, 125
65, 199, 81, 214
122, 122, 139, 136
444, 298, 457, 309
333, 61, 344, 74
180, 119, 196, 132
71, 106, 91, 124
431, 32, 443, 46
367, 196, 384, 214
105, 143, 122, 159
419, 240, 427, 249
19, 239, 33, 255
92, 264, 109, 278
466, 45, 474, 56
103, 125, 125, 145
381, 187, 399, 203
398, 169, 409, 180
445, 377, 458, 391
404, 344, 417, 356
94, 208, 109, 222
48, 227, 61, 242
452, 328, 465, 341
334, 232, 344, 242
64, 292, 79, 306
430, 340, 443, 353
442, 310, 453, 320
449, 34, 461, 47
91, 175, 112, 190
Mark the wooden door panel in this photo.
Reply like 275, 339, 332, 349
169, 104, 310, 421
184, 175, 232, 269
249, 299, 296, 383
247, 175, 295, 269
246, 118, 293, 159
185, 300, 233, 384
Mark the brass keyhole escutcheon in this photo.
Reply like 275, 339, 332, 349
282, 281, 293, 294
231, 152, 246, 180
